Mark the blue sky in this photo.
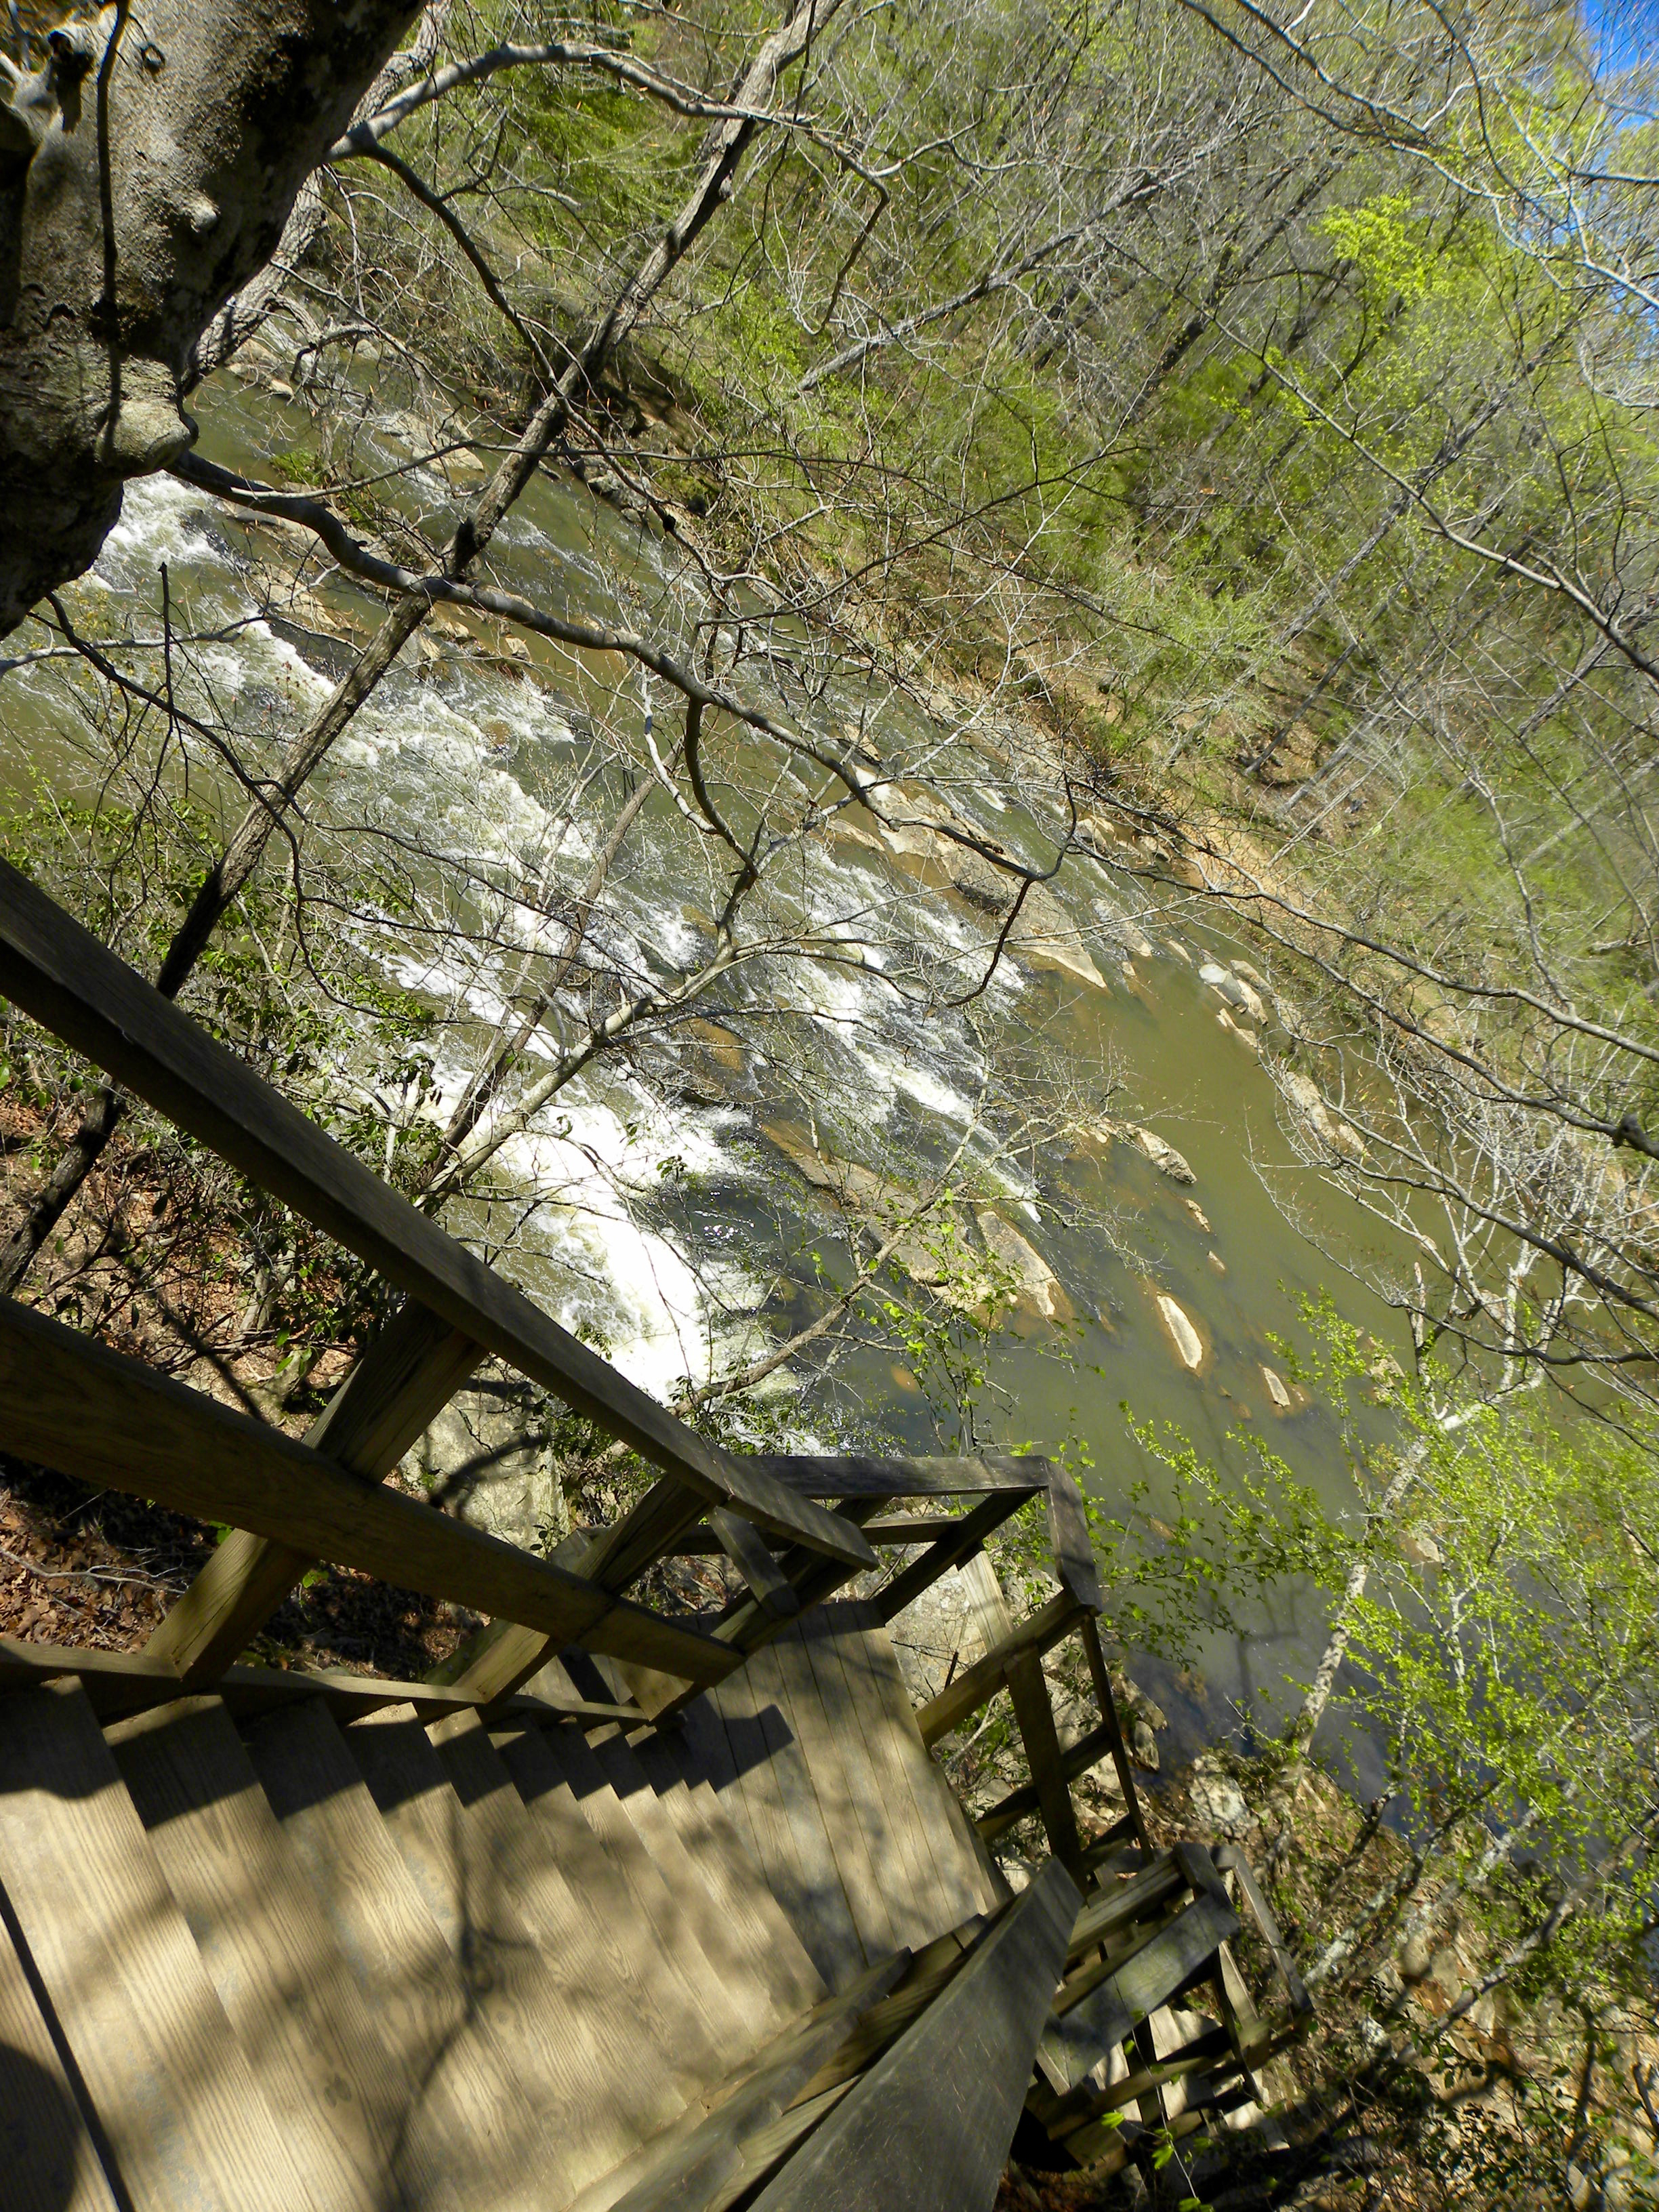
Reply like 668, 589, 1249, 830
1584, 0, 1659, 77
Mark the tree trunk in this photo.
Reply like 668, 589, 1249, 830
0, 0, 418, 634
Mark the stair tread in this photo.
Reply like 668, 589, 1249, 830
625, 1722, 826, 2019
493, 1718, 755, 2067
0, 1679, 318, 2212
0, 1904, 121, 2211
587, 1722, 808, 2040
429, 1708, 719, 2120
691, 1608, 996, 1984
830, 1602, 998, 1925
239, 1696, 573, 2212
758, 1619, 903, 1961
346, 1702, 678, 2186
699, 1645, 868, 1990
574, 1951, 912, 2212
105, 1693, 436, 2212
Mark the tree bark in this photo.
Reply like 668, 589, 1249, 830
0, 0, 419, 633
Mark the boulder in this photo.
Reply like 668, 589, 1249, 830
1281, 1070, 1367, 1163
1132, 1126, 1196, 1183
1200, 960, 1267, 1024
1075, 1118, 1195, 1183
1260, 1364, 1291, 1410
1157, 1294, 1204, 1371
975, 1210, 1069, 1321
1189, 1758, 1251, 1837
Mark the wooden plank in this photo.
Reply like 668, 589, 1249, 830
872, 1492, 1026, 1624
915, 1590, 1083, 1747
425, 1709, 695, 2167
792, 1923, 983, 2100
1044, 2022, 1235, 2139
1042, 1893, 1240, 2090
238, 1695, 570, 2212
1213, 1844, 1314, 2029
799, 1609, 948, 1951
494, 1719, 754, 2060
747, 1452, 1052, 1499
710, 1507, 800, 1620
0, 1904, 121, 2212
705, 1652, 867, 1994
1065, 1854, 1185, 1965
812, 1609, 955, 1941
673, 1515, 970, 1552
746, 1860, 1080, 2212
480, 1719, 732, 2097
0, 1292, 734, 1692
0, 1634, 636, 1727
146, 1300, 483, 1681
0, 861, 869, 1572
627, 1724, 827, 2022
0, 1678, 319, 2212
673, 1689, 762, 1869
958, 1551, 1017, 1653
977, 1717, 1122, 1841
104, 1694, 438, 2212
344, 1701, 674, 2188
1078, 1612, 1151, 1851
718, 2082, 855, 2205
1044, 1457, 1103, 1611
586, 1476, 730, 1593
564, 1954, 910, 2212
588, 1722, 800, 2041
1004, 1648, 1086, 1881
695, 1664, 830, 1973
840, 1609, 996, 1923
764, 1622, 898, 1963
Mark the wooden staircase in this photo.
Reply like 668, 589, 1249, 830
0, 1603, 1067, 2212
0, 856, 1309, 2208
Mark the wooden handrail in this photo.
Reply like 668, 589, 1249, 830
0, 861, 872, 1575
914, 1589, 1084, 1746
0, 1294, 738, 1689
0, 1637, 642, 1727
749, 1861, 1080, 2212
747, 1452, 1052, 1498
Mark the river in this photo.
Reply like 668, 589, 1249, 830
0, 367, 1420, 1763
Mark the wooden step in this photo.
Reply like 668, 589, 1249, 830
492, 1717, 756, 2068
752, 1622, 903, 1962
426, 1707, 708, 2129
690, 1646, 867, 1991
586, 1721, 811, 2041
747, 1862, 1081, 2212
798, 1605, 989, 1942
105, 1692, 439, 2212
0, 1906, 121, 2211
344, 1702, 676, 2189
836, 1601, 1005, 1921
0, 1679, 316, 2212
1039, 1886, 1240, 2093
573, 1952, 913, 2212
238, 1696, 570, 2212
623, 1722, 826, 2020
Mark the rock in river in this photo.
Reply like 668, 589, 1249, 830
1157, 1294, 1204, 1370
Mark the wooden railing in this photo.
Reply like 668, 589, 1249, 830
0, 857, 1126, 1734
